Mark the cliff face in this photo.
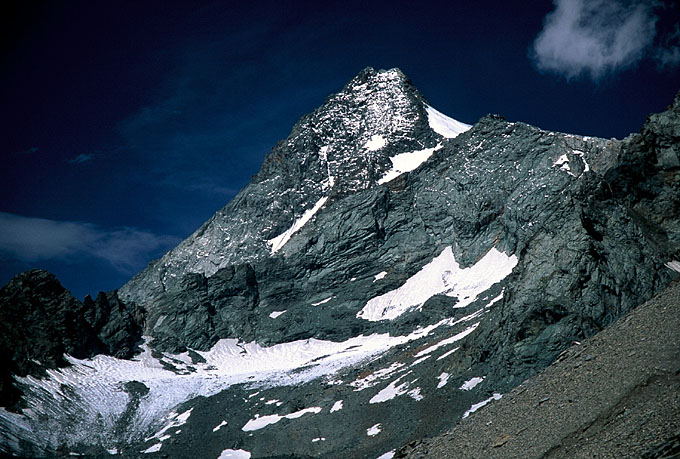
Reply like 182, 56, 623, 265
469, 90, 680, 391
0, 69, 678, 458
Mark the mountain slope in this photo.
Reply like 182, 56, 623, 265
0, 68, 678, 458
399, 279, 680, 459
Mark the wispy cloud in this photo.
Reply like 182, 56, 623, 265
67, 153, 96, 164
14, 146, 39, 155
654, 23, 680, 68
530, 0, 673, 81
0, 212, 180, 273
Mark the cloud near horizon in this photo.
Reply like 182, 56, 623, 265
530, 0, 670, 80
0, 212, 180, 273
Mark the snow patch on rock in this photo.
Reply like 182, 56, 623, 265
269, 310, 286, 319
364, 135, 386, 151
142, 443, 162, 454
378, 145, 442, 184
460, 376, 485, 391
357, 246, 517, 321
437, 347, 459, 361
218, 449, 251, 459
425, 105, 471, 138
462, 393, 502, 419
553, 150, 590, 178
369, 374, 412, 404
665, 260, 680, 273
367, 423, 382, 436
212, 420, 228, 432
145, 408, 193, 443
414, 323, 479, 358
242, 407, 322, 432
330, 400, 343, 413
351, 362, 406, 391
311, 296, 334, 306
268, 196, 328, 254
407, 387, 423, 401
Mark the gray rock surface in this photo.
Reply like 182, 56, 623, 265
120, 78, 678, 366
458, 91, 680, 392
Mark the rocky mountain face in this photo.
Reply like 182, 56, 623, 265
118, 67, 440, 306
1, 68, 678, 458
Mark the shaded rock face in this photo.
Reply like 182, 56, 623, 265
468, 92, 680, 390
0, 270, 143, 410
82, 290, 145, 359
147, 264, 259, 353
0, 68, 678, 458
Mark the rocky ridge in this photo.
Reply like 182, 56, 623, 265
0, 68, 678, 458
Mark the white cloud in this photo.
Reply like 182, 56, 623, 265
0, 212, 180, 273
531, 0, 659, 80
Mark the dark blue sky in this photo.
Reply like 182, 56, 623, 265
1, 0, 679, 299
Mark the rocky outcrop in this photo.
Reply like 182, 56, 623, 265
145, 264, 259, 353
458, 90, 680, 391
0, 270, 143, 410
82, 290, 145, 359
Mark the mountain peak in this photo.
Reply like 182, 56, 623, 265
337, 66, 423, 113
350, 66, 408, 83
3, 68, 679, 459
118, 67, 469, 304
346, 67, 413, 96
